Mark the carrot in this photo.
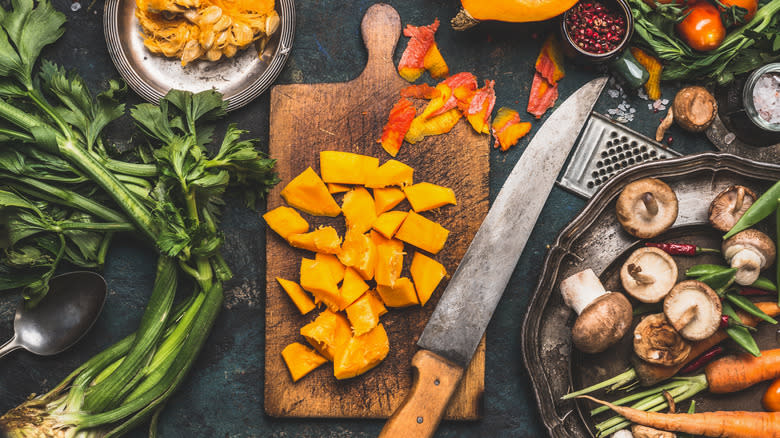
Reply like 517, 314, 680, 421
580, 395, 780, 438
706, 349, 780, 394
635, 301, 780, 386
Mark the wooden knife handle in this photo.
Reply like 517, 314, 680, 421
379, 350, 465, 438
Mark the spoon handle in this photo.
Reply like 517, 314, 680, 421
0, 336, 21, 359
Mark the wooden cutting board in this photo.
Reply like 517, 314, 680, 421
265, 3, 488, 419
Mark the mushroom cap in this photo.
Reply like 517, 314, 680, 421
723, 229, 776, 285
708, 185, 757, 232
633, 313, 691, 366
632, 425, 677, 438
572, 292, 633, 354
664, 280, 722, 341
616, 178, 678, 239
672, 85, 717, 132
620, 247, 679, 303
560, 268, 607, 315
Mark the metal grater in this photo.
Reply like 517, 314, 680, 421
557, 112, 680, 199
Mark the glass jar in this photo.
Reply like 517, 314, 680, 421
743, 63, 780, 132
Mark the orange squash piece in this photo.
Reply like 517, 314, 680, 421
372, 211, 408, 239
333, 324, 390, 380
276, 277, 316, 315
300, 258, 346, 310
342, 187, 377, 234
465, 80, 496, 135
397, 20, 440, 82
300, 309, 352, 361
365, 160, 414, 189
281, 342, 328, 382
327, 183, 351, 194
379, 98, 417, 158
338, 230, 377, 281
288, 226, 342, 254
339, 267, 370, 309
403, 183, 457, 212
345, 291, 388, 336
410, 253, 447, 306
315, 253, 346, 284
375, 239, 405, 287
492, 107, 532, 151
320, 151, 379, 185
280, 167, 341, 217
263, 206, 309, 240
376, 277, 419, 307
423, 43, 449, 79
373, 187, 406, 215
404, 108, 462, 145
394, 211, 449, 254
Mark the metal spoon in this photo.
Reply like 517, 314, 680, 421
0, 271, 107, 359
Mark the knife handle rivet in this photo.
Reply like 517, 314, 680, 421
434, 379, 440, 386
417, 417, 424, 424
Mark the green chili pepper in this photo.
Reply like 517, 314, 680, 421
722, 302, 761, 357
725, 292, 778, 324
724, 180, 780, 239
696, 268, 737, 291
685, 264, 731, 277
751, 276, 777, 292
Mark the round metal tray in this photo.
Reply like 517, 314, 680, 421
104, 0, 294, 111
521, 152, 780, 437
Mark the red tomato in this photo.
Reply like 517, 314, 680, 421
676, 2, 726, 51
763, 378, 780, 411
719, 0, 758, 25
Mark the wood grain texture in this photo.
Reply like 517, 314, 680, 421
265, 3, 488, 419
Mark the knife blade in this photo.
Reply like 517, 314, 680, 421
379, 76, 608, 438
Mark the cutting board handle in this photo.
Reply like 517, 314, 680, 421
359, 3, 401, 82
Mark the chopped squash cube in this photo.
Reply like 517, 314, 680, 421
375, 239, 405, 287
281, 342, 328, 382
345, 291, 387, 336
376, 277, 419, 307
300, 309, 352, 361
365, 160, 414, 189
263, 206, 309, 240
410, 253, 447, 306
327, 183, 350, 194
372, 211, 408, 239
315, 253, 346, 284
333, 324, 390, 380
276, 277, 316, 315
339, 267, 370, 309
404, 183, 456, 212
300, 258, 346, 310
288, 226, 342, 254
320, 151, 379, 185
342, 187, 377, 234
394, 211, 449, 254
280, 167, 341, 217
373, 187, 406, 215
338, 230, 376, 281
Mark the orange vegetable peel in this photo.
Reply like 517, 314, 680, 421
492, 107, 532, 151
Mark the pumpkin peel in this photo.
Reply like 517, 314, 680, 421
465, 80, 496, 135
405, 108, 462, 144
398, 19, 440, 82
492, 107, 531, 151
379, 98, 417, 157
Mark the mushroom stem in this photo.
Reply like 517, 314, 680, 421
641, 192, 659, 217
733, 186, 745, 214
676, 304, 699, 328
628, 263, 656, 285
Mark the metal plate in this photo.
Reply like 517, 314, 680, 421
521, 152, 780, 437
104, 0, 294, 111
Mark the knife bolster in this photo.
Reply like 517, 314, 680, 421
379, 349, 465, 438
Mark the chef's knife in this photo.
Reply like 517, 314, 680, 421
378, 76, 608, 438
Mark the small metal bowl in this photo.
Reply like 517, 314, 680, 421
104, 0, 294, 111
559, 0, 634, 64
